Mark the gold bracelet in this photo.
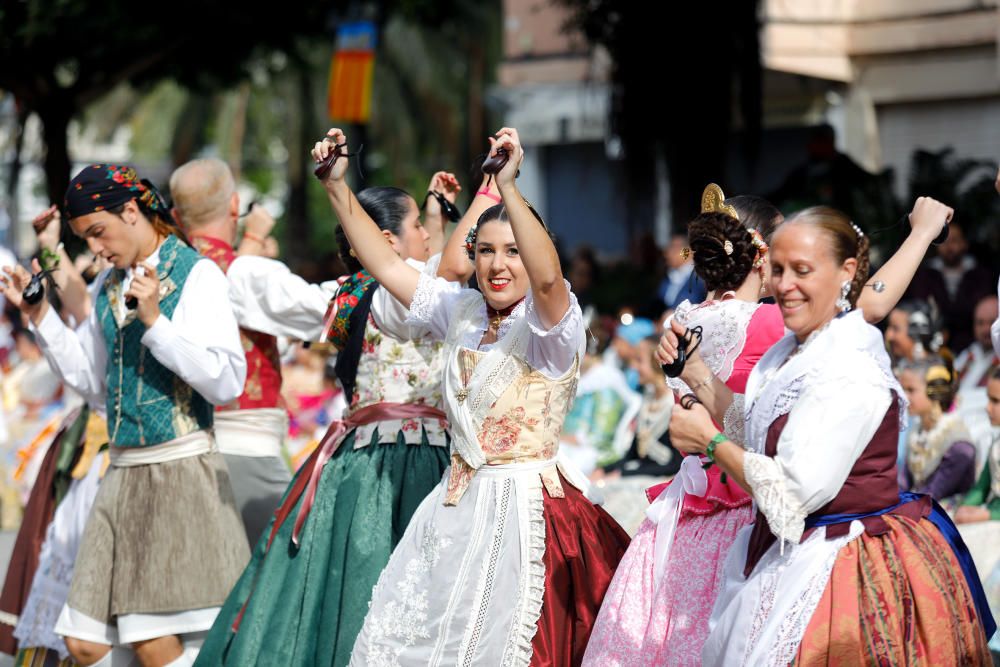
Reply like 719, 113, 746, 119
690, 373, 714, 392
242, 231, 266, 244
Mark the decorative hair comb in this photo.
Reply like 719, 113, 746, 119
700, 183, 739, 220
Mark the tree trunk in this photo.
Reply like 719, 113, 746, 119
465, 39, 485, 182
226, 83, 252, 182
285, 64, 313, 262
6, 106, 28, 250
37, 103, 73, 209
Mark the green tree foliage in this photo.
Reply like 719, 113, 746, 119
0, 0, 335, 203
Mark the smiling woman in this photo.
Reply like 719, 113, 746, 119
663, 204, 994, 664
312, 125, 630, 665
768, 206, 867, 342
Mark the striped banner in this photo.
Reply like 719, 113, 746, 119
327, 22, 377, 122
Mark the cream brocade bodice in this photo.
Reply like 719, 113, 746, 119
445, 348, 579, 504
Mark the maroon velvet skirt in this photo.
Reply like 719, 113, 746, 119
530, 473, 630, 665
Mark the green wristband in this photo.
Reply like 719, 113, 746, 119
706, 432, 728, 462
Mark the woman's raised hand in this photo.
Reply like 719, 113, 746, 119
312, 128, 351, 186
490, 127, 524, 190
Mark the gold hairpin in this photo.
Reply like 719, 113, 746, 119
680, 247, 691, 261
700, 183, 739, 221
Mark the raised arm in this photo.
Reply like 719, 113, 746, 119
313, 128, 421, 309
423, 171, 461, 256
492, 127, 569, 329
858, 196, 952, 323
437, 166, 501, 283
33, 205, 92, 325
238, 204, 277, 256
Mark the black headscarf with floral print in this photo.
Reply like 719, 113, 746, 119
64, 164, 171, 220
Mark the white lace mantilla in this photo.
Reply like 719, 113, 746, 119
740, 311, 906, 546
667, 298, 760, 395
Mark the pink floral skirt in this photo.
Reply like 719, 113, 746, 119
582, 501, 754, 666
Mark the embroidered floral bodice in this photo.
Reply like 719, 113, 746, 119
406, 271, 586, 504
444, 348, 580, 503
350, 313, 448, 448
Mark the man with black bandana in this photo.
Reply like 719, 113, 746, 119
1, 164, 249, 667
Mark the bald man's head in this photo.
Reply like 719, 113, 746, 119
170, 158, 237, 229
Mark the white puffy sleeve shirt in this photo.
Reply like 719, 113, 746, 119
32, 248, 246, 409
225, 255, 438, 342
226, 255, 337, 341
406, 271, 585, 380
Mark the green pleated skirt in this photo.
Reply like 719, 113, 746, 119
194, 428, 450, 667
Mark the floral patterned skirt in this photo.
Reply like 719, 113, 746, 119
582, 502, 754, 667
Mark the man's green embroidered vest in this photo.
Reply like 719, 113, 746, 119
96, 234, 214, 447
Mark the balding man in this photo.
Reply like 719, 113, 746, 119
170, 158, 332, 545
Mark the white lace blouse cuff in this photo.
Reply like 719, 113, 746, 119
406, 271, 438, 327
743, 451, 807, 544
723, 394, 746, 444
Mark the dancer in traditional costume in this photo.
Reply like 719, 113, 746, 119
311, 126, 629, 665
169, 158, 301, 546
585, 189, 961, 666
666, 206, 993, 665
583, 187, 782, 666
2, 164, 249, 667
196, 167, 496, 667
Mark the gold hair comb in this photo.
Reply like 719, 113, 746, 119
700, 183, 739, 221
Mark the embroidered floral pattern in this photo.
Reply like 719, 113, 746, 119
351, 313, 447, 449
365, 523, 454, 666
324, 270, 377, 350
479, 407, 538, 456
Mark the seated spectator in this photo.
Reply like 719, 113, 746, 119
955, 295, 1000, 464
601, 335, 681, 479
957, 367, 1000, 525
561, 331, 640, 476
898, 356, 977, 501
